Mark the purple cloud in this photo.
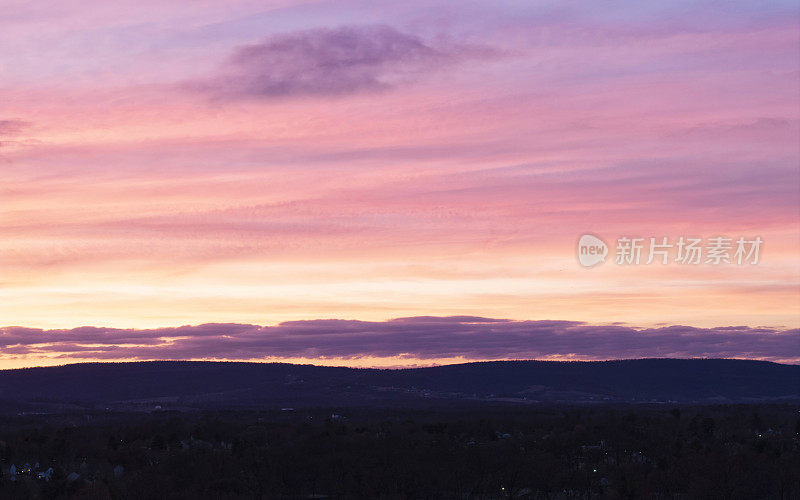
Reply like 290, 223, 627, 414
188, 25, 496, 99
1, 317, 797, 364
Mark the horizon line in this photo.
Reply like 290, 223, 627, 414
2, 356, 797, 372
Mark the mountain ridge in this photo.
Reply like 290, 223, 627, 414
0, 358, 796, 409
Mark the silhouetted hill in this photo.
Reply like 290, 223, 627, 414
0, 359, 796, 411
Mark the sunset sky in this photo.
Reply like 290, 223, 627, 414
1, 0, 798, 368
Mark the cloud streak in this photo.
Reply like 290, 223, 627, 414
2, 317, 797, 365
0, 120, 30, 136
0, 119, 31, 148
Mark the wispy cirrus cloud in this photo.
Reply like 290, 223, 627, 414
187, 24, 498, 99
1, 317, 797, 364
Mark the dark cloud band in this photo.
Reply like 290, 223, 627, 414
1, 317, 797, 364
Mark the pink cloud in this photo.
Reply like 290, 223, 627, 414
0, 0, 797, 334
